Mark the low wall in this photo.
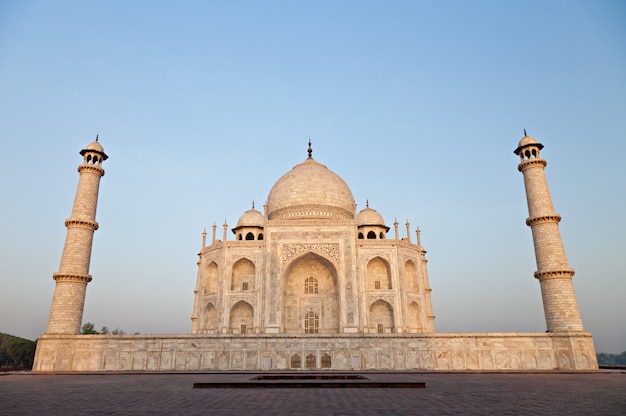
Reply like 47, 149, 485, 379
33, 332, 598, 371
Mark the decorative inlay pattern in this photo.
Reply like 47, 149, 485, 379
269, 204, 354, 221
282, 243, 339, 264
229, 297, 257, 308
368, 296, 394, 307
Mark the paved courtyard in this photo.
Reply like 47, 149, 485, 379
1, 371, 625, 415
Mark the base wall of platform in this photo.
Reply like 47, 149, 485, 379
33, 332, 598, 371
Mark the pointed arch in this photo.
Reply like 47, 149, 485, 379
367, 257, 392, 290
408, 301, 421, 333
231, 258, 255, 291
229, 300, 254, 334
306, 353, 317, 369
404, 260, 418, 292
321, 353, 332, 368
204, 262, 218, 294
290, 353, 301, 369
200, 302, 216, 334
369, 299, 394, 333
283, 252, 339, 334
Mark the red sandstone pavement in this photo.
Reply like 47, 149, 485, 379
1, 371, 625, 415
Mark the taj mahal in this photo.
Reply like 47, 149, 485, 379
33, 135, 598, 371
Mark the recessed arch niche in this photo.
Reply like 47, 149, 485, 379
231, 258, 255, 291
283, 252, 339, 334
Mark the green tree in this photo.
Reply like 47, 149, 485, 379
0, 333, 36, 369
100, 326, 110, 335
81, 322, 99, 334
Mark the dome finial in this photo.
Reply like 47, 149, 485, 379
252, 201, 255, 209
307, 138, 313, 158
366, 199, 369, 208
96, 134, 99, 142
524, 128, 527, 137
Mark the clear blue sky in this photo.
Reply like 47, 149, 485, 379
1, 1, 624, 353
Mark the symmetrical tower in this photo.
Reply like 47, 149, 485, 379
45, 138, 108, 334
515, 133, 584, 332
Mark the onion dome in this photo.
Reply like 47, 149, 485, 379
234, 207, 266, 229
266, 142, 355, 220
356, 206, 386, 227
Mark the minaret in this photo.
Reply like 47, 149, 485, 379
45, 137, 108, 334
515, 133, 584, 332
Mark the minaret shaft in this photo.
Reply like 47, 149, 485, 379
46, 141, 107, 334
516, 137, 583, 332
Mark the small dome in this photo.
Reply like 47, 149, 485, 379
234, 208, 265, 229
514, 134, 544, 156
356, 207, 386, 227
266, 157, 355, 220
80, 137, 108, 161
85, 140, 104, 153
518, 135, 538, 148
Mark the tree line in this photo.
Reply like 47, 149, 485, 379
81, 322, 126, 335
0, 333, 36, 369
597, 351, 626, 366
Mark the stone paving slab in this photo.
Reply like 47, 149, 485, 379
1, 371, 625, 415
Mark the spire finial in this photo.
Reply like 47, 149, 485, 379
252, 201, 255, 209
524, 128, 527, 136
307, 138, 312, 158
96, 134, 99, 142
366, 199, 369, 208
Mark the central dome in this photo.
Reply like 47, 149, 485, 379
266, 157, 355, 220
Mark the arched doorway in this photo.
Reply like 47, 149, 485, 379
369, 299, 394, 333
231, 258, 255, 291
283, 252, 339, 334
229, 301, 254, 334
367, 257, 391, 290
201, 303, 216, 334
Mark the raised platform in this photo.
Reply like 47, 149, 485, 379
33, 332, 598, 371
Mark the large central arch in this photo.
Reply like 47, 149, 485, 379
283, 252, 339, 334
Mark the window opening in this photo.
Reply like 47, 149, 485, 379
242, 282, 248, 291
290, 354, 301, 369
304, 276, 318, 294
306, 354, 316, 369
321, 353, 332, 368
377, 323, 384, 334
305, 311, 319, 334
375, 281, 381, 290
